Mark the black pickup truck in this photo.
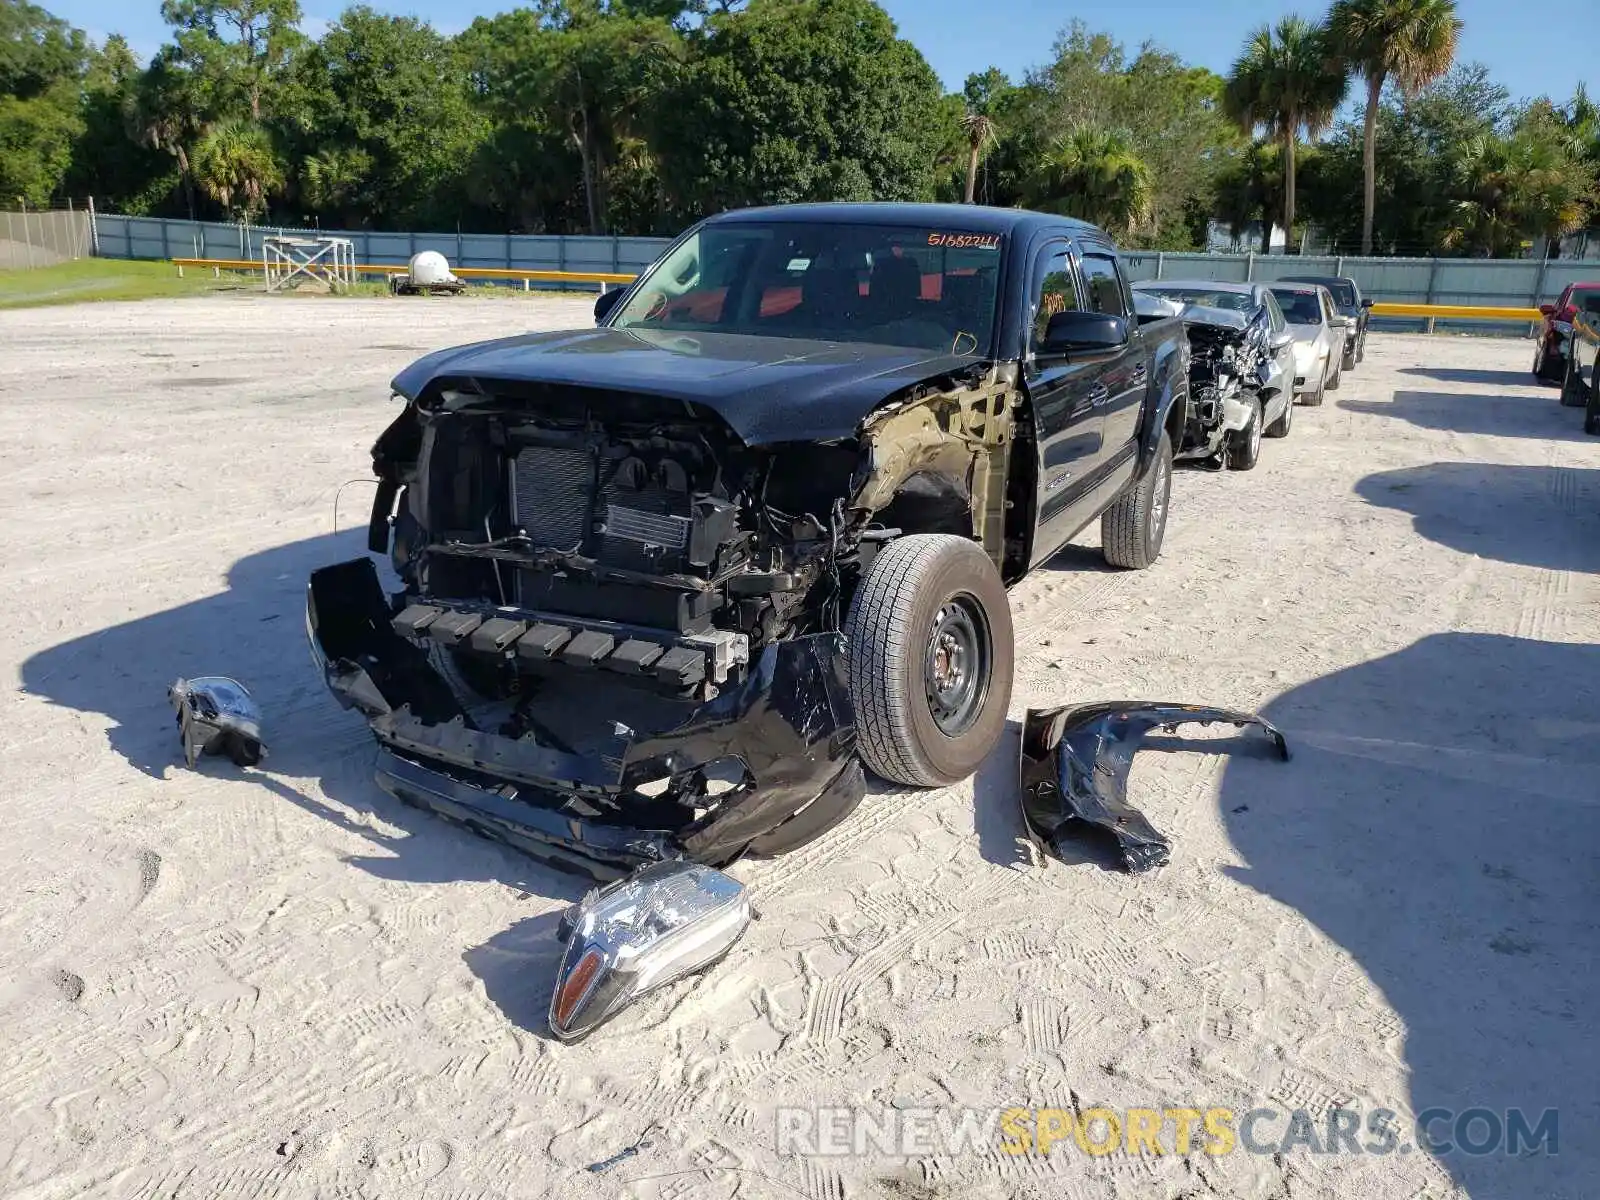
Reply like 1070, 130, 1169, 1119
307, 203, 1189, 878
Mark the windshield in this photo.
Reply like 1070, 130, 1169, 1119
1139, 286, 1255, 313
610, 221, 1002, 355
1272, 288, 1325, 325
1287, 277, 1356, 308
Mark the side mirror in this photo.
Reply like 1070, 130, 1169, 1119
1270, 330, 1295, 350
594, 286, 626, 324
1539, 303, 1557, 318
1330, 314, 1351, 328
1039, 310, 1129, 356
1359, 297, 1373, 309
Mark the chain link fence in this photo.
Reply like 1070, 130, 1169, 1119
0, 205, 93, 268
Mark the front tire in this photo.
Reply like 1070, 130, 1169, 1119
1302, 365, 1326, 407
845, 534, 1014, 787
1226, 398, 1263, 470
1559, 359, 1589, 407
1585, 385, 1600, 435
1326, 355, 1342, 391
1101, 430, 1173, 570
1264, 391, 1294, 438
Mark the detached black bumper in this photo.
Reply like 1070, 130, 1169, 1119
307, 558, 863, 879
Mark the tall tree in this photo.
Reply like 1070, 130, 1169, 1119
1328, 0, 1461, 254
1214, 138, 1283, 252
460, 2, 678, 235
1005, 23, 1238, 247
1026, 125, 1153, 238
1223, 16, 1346, 250
654, 0, 948, 216
288, 7, 485, 228
0, 0, 88, 205
958, 111, 995, 204
159, 0, 304, 121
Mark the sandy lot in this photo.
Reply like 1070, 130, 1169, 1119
1, 295, 1596, 1200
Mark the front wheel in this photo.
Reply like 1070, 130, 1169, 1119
1226, 398, 1263, 470
1302, 366, 1325, 407
1559, 360, 1589, 407
1585, 385, 1600, 435
1264, 391, 1294, 438
845, 534, 1014, 787
1101, 430, 1173, 570
1325, 356, 1342, 391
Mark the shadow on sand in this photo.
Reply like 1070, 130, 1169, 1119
1356, 461, 1600, 574
1219, 632, 1600, 1193
19, 529, 592, 1036
1395, 365, 1540, 388
1340, 386, 1589, 442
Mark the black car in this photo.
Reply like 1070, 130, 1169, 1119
1281, 274, 1372, 370
307, 203, 1191, 880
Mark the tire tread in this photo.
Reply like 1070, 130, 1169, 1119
845, 534, 1009, 786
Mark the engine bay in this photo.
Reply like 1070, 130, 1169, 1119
382, 385, 869, 702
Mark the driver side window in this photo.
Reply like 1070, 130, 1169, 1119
1031, 246, 1081, 353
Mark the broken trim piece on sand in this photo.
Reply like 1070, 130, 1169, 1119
1019, 702, 1290, 873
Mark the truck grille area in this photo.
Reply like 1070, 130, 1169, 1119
511, 445, 592, 551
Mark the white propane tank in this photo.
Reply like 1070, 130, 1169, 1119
409, 250, 456, 287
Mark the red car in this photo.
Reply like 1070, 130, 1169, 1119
1533, 282, 1600, 383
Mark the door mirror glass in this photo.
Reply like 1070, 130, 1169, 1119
594, 286, 626, 324
1039, 310, 1129, 356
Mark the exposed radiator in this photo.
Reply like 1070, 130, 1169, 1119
511, 445, 592, 551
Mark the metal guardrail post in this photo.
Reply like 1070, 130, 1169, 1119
1246, 251, 1255, 281
1155, 251, 1164, 280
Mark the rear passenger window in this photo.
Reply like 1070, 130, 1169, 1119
1080, 254, 1128, 318
1031, 247, 1081, 352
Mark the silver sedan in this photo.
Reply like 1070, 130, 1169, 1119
1266, 283, 1350, 406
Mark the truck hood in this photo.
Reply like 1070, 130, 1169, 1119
390, 326, 979, 446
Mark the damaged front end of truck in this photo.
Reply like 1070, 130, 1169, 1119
306, 345, 1016, 883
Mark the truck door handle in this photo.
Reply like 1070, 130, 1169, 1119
1129, 363, 1147, 385
1087, 383, 1111, 408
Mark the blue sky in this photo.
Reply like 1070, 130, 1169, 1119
48, 0, 1587, 118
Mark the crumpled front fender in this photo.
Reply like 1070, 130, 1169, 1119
1019, 702, 1290, 873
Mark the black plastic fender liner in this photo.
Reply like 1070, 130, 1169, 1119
1019, 702, 1290, 874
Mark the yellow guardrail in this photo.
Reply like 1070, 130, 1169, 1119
170, 257, 638, 286
1370, 301, 1542, 321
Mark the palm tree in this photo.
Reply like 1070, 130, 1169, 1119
1328, 0, 1462, 254
301, 146, 373, 225
1214, 139, 1284, 253
1223, 17, 1347, 252
959, 111, 997, 204
193, 120, 285, 221
1026, 126, 1154, 239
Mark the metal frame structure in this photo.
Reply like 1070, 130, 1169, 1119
263, 235, 356, 292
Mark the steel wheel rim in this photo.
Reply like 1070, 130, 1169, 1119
1250, 406, 1263, 456
924, 594, 991, 737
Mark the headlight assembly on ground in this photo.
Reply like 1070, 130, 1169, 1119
548, 860, 752, 1041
